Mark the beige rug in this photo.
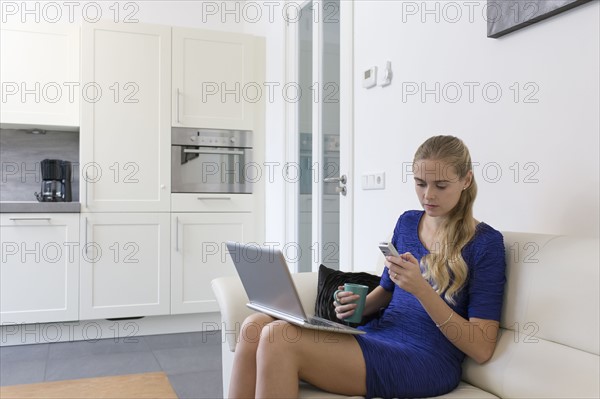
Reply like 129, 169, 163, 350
0, 372, 178, 399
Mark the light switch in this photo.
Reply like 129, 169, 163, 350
361, 172, 385, 190
361, 175, 369, 189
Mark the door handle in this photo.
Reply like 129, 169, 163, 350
323, 175, 347, 184
324, 175, 347, 196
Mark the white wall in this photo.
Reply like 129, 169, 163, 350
352, 0, 599, 270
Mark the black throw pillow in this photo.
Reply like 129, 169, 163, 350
314, 264, 381, 327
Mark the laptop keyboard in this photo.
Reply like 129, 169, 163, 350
308, 316, 350, 329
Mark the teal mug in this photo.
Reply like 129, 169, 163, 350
333, 283, 369, 324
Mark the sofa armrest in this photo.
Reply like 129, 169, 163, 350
211, 276, 252, 353
211, 272, 320, 353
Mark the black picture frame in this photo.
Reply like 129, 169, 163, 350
487, 0, 593, 38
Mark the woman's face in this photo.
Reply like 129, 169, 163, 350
413, 159, 472, 219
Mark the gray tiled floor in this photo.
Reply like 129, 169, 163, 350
0, 331, 223, 399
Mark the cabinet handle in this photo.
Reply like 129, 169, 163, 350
85, 169, 89, 209
197, 196, 232, 200
84, 217, 88, 256
177, 88, 181, 124
175, 216, 179, 252
9, 217, 51, 221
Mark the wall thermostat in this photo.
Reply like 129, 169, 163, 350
362, 66, 377, 89
380, 61, 393, 87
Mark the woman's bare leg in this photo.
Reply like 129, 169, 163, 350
228, 313, 275, 398
256, 320, 367, 398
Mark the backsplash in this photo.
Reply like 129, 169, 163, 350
0, 129, 79, 202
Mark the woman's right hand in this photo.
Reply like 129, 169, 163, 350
333, 286, 361, 320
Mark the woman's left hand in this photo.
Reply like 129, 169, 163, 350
386, 252, 430, 298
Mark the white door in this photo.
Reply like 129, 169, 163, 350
287, 0, 354, 272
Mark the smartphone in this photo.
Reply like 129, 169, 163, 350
378, 241, 400, 257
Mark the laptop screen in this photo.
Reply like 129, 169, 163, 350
226, 241, 308, 320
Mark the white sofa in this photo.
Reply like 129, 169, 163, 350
211, 232, 600, 398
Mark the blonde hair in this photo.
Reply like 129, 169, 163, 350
414, 136, 477, 304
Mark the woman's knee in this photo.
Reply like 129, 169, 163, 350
258, 321, 304, 357
239, 313, 274, 347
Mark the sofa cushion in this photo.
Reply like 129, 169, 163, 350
463, 329, 599, 398
314, 264, 381, 325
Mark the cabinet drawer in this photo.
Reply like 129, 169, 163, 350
171, 193, 253, 212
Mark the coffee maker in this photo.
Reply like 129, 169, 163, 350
35, 159, 73, 202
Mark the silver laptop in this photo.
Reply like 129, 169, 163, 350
226, 241, 365, 335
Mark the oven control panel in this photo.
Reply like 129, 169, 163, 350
172, 127, 251, 149
189, 135, 236, 146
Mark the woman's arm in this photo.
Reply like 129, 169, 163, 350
362, 286, 393, 317
334, 285, 392, 321
416, 285, 499, 364
387, 254, 499, 364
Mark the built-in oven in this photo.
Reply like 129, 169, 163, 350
171, 127, 253, 194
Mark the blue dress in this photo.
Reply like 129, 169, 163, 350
355, 210, 506, 398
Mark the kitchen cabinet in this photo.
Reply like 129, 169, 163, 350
80, 21, 171, 212
0, 214, 79, 324
0, 22, 79, 129
172, 28, 257, 130
79, 213, 170, 320
0, 21, 265, 328
171, 212, 255, 314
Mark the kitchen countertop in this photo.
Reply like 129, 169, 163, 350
0, 201, 81, 213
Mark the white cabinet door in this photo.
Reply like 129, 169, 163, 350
0, 214, 79, 324
79, 213, 170, 320
171, 212, 255, 314
0, 23, 79, 129
172, 28, 256, 130
80, 22, 171, 212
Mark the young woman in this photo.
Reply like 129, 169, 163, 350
229, 135, 506, 398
